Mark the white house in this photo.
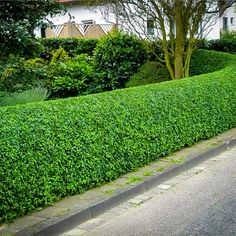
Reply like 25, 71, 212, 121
35, 0, 236, 40
35, 0, 117, 39
207, 0, 236, 39
220, 1, 236, 31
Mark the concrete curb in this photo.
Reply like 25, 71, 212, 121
14, 137, 235, 236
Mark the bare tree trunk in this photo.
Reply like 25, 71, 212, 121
184, 41, 194, 78
174, 1, 184, 79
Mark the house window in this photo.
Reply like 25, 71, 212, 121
223, 17, 228, 30
81, 20, 94, 32
147, 19, 154, 35
40, 27, 46, 38
231, 17, 235, 25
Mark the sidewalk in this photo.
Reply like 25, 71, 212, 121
0, 128, 235, 236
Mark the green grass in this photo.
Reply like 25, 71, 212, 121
104, 189, 115, 195
143, 171, 154, 176
156, 166, 165, 173
128, 176, 143, 184
0, 87, 49, 107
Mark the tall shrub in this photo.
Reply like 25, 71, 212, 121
93, 32, 149, 91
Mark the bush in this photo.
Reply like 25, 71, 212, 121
0, 86, 49, 107
189, 49, 232, 76
48, 54, 94, 98
93, 32, 149, 90
0, 51, 235, 222
0, 57, 48, 93
50, 47, 70, 64
126, 61, 171, 88
199, 38, 236, 54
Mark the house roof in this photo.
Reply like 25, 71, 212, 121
58, 0, 99, 4
57, 0, 108, 5
58, 0, 79, 4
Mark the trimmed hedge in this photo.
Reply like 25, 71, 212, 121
199, 38, 236, 54
39, 38, 99, 58
190, 49, 233, 76
0, 53, 236, 223
126, 61, 171, 87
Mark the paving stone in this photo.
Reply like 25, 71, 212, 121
164, 178, 182, 186
171, 175, 187, 182
193, 166, 207, 171
63, 227, 87, 236
128, 198, 144, 205
134, 194, 152, 201
157, 184, 172, 190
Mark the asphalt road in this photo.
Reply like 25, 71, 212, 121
82, 147, 236, 236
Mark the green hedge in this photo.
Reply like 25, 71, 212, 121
39, 38, 99, 58
0, 55, 236, 223
190, 49, 232, 76
199, 38, 236, 54
126, 61, 171, 87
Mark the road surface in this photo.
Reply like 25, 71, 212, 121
62, 146, 236, 236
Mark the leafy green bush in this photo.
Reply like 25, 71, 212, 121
93, 32, 149, 90
48, 54, 94, 98
126, 61, 171, 88
0, 57, 48, 93
189, 49, 233, 76
0, 86, 49, 107
0, 51, 235, 223
50, 47, 70, 64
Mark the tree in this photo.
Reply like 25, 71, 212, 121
97, 0, 235, 79
0, 0, 65, 56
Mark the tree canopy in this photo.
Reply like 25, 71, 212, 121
0, 0, 65, 56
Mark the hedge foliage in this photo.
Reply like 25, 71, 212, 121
199, 38, 236, 54
126, 61, 171, 88
1, 51, 235, 223
39, 38, 99, 59
93, 32, 149, 90
189, 49, 232, 76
